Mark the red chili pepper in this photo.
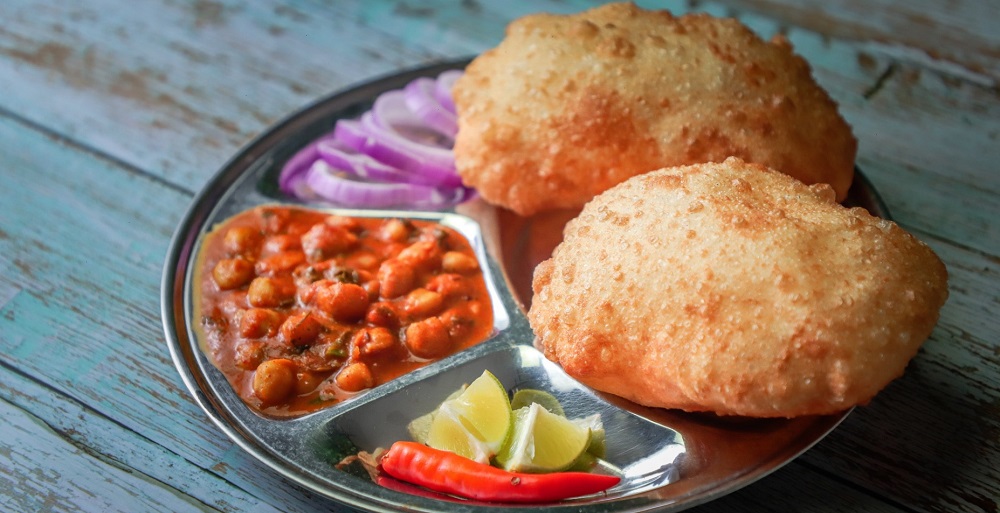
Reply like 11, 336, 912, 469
379, 441, 621, 503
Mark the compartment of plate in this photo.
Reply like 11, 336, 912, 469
183, 199, 525, 417
325, 343, 686, 502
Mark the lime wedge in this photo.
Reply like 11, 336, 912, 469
510, 388, 565, 417
407, 387, 466, 443
426, 370, 513, 463
574, 413, 607, 458
496, 403, 591, 473
406, 410, 435, 444
425, 403, 494, 462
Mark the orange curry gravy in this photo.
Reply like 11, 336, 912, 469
194, 205, 493, 416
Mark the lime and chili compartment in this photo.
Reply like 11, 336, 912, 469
193, 205, 500, 416
329, 343, 686, 501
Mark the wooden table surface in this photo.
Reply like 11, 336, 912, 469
2, 1, 998, 512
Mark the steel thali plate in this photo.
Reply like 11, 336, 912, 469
161, 59, 883, 512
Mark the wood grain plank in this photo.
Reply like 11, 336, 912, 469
0, 0, 632, 191
713, 0, 1000, 86
0, 394, 216, 513
785, 36, 1000, 257
0, 0, 439, 191
701, 462, 904, 513
0, 116, 355, 512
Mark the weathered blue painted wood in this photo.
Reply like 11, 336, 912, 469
0, 391, 277, 513
719, 0, 1000, 85
674, 5, 1000, 258
1, 0, 998, 512
0, 116, 360, 512
1, 399, 197, 513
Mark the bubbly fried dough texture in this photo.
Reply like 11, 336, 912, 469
453, 2, 857, 216
529, 158, 948, 417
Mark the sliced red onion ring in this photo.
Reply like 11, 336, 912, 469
306, 160, 471, 209
279, 133, 335, 195
369, 90, 454, 147
334, 117, 462, 187
435, 70, 462, 114
315, 138, 442, 186
279, 70, 471, 210
404, 77, 458, 138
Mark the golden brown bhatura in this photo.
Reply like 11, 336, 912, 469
528, 158, 948, 417
453, 2, 857, 216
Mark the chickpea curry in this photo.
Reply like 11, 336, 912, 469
195, 206, 494, 416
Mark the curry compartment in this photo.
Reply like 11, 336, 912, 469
193, 205, 496, 416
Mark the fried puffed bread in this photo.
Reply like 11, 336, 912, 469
453, 2, 857, 216
529, 158, 947, 417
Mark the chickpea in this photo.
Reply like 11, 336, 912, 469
314, 282, 369, 322
212, 258, 255, 290
295, 370, 321, 395
347, 251, 379, 271
324, 215, 362, 232
239, 308, 283, 339
247, 276, 295, 307
297, 278, 327, 304
253, 358, 297, 405
224, 226, 262, 255
404, 317, 453, 359
262, 234, 301, 256
426, 273, 468, 298
381, 242, 407, 260
378, 218, 412, 242
397, 240, 443, 272
255, 251, 306, 276
280, 312, 323, 346
365, 302, 400, 328
362, 279, 380, 301
441, 308, 477, 340
301, 223, 358, 262
355, 269, 374, 283
377, 260, 416, 298
442, 251, 479, 274
403, 288, 444, 318
351, 327, 397, 358
336, 362, 375, 392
